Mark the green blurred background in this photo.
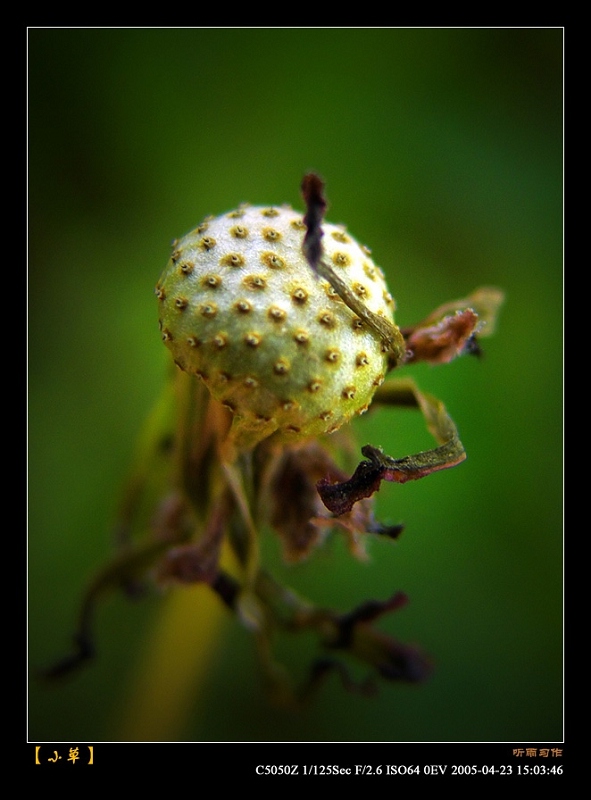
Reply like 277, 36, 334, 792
28, 27, 563, 743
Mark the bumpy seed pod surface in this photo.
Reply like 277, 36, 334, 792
157, 204, 397, 446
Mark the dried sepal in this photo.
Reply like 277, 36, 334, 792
414, 286, 505, 337
155, 491, 229, 585
399, 286, 504, 367
403, 308, 479, 365
40, 537, 174, 680
325, 592, 432, 683
266, 442, 338, 562
237, 572, 432, 706
264, 439, 378, 562
318, 378, 466, 515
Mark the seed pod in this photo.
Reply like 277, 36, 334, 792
156, 203, 398, 447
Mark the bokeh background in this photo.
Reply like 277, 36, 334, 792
28, 27, 563, 743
